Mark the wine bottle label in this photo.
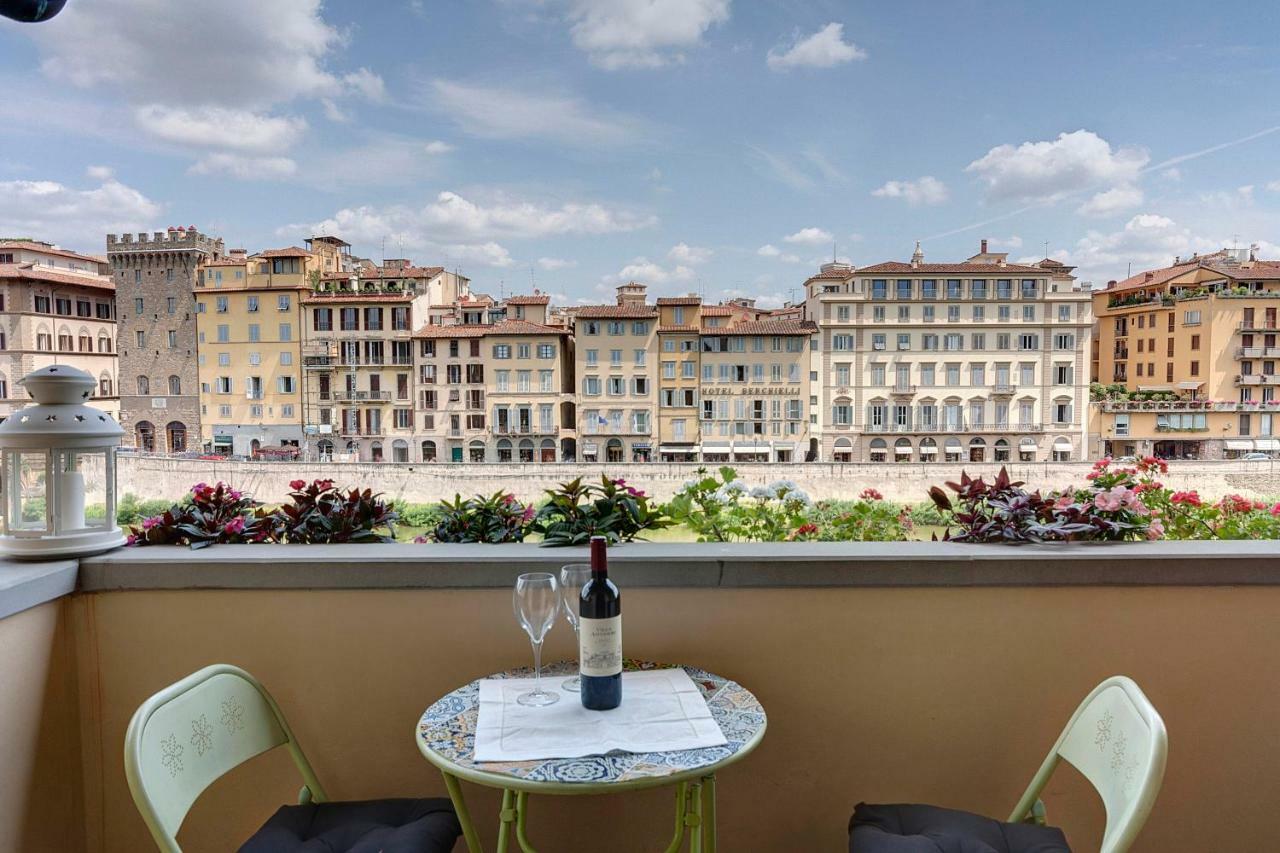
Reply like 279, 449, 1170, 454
579, 615, 622, 677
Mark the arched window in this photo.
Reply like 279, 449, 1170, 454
1052, 435, 1073, 462
1020, 436, 1038, 462
894, 437, 912, 462
540, 437, 556, 463
969, 436, 986, 463
605, 438, 623, 463
317, 439, 335, 460
994, 438, 1010, 462
468, 440, 486, 463
98, 333, 112, 353
944, 436, 962, 462
421, 440, 437, 462
0, 371, 8, 400
833, 436, 853, 463
497, 438, 513, 463
98, 372, 112, 397
370, 441, 384, 462
168, 375, 181, 395
135, 421, 155, 453
165, 421, 186, 453
392, 439, 409, 463
136, 375, 149, 395
919, 437, 938, 460
868, 437, 888, 463
519, 438, 536, 463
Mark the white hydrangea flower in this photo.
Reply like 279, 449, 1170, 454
749, 485, 775, 500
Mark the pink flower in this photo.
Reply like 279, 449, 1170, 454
125, 533, 138, 546
289, 479, 306, 490
1146, 518, 1165, 540
142, 516, 159, 530
1271, 503, 1280, 518
859, 488, 884, 501
1171, 491, 1202, 507
1053, 495, 1074, 510
223, 517, 246, 536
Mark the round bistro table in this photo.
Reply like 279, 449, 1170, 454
416, 660, 767, 853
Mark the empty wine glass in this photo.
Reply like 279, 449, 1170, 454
513, 572, 560, 707
559, 563, 592, 691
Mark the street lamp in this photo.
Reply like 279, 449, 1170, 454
0, 365, 126, 558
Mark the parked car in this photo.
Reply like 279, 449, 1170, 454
1241, 452, 1272, 461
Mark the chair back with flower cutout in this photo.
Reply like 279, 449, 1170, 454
1009, 676, 1167, 853
124, 664, 328, 852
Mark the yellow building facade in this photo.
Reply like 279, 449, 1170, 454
194, 249, 311, 456
1092, 251, 1280, 459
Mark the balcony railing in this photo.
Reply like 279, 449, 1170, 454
1236, 347, 1280, 358
335, 390, 392, 402
491, 426, 556, 436
991, 384, 1016, 395
338, 426, 384, 436
890, 384, 917, 395
1236, 374, 1280, 386
1238, 321, 1280, 332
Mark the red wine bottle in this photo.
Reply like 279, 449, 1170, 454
579, 535, 622, 710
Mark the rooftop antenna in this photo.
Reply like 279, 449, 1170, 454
832, 240, 837, 263
529, 264, 537, 292
1127, 261, 1132, 278
1043, 240, 1050, 259
380, 235, 386, 266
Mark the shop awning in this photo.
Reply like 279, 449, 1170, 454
1226, 439, 1254, 450
919, 444, 938, 455
773, 442, 795, 451
701, 442, 731, 450
632, 442, 652, 449
1053, 437, 1072, 451
1177, 381, 1204, 390
1020, 437, 1038, 450
894, 445, 912, 455
657, 444, 694, 452
1255, 439, 1280, 451
1137, 384, 1173, 392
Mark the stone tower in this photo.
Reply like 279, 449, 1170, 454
107, 227, 224, 452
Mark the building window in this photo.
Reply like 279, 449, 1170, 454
1184, 310, 1201, 325
1190, 360, 1200, 376
168, 375, 181, 395
216, 296, 228, 313
278, 295, 291, 311
137, 376, 150, 395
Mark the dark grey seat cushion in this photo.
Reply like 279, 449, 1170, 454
849, 803, 1070, 853
238, 797, 460, 853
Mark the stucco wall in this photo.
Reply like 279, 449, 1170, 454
0, 599, 84, 853
115, 454, 1280, 505
75, 584, 1280, 853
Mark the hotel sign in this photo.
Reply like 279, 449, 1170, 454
701, 385, 801, 396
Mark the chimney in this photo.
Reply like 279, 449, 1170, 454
1144, 271, 1154, 282
980, 239, 988, 254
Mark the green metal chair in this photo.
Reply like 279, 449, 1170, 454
1008, 675, 1168, 853
851, 675, 1167, 853
124, 663, 458, 852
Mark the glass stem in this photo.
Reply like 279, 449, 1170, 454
531, 639, 543, 693
573, 625, 580, 670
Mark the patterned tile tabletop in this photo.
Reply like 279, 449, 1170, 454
418, 660, 766, 786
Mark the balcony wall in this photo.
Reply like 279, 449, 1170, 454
4, 544, 1280, 852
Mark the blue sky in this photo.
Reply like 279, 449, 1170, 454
1, 0, 1278, 306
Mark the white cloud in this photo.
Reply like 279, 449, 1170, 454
85, 165, 114, 181
341, 68, 387, 102
538, 257, 577, 271
604, 257, 695, 285
767, 23, 866, 71
423, 140, 455, 154
1077, 184, 1144, 217
757, 244, 801, 263
668, 242, 712, 264
29, 0, 378, 109
871, 176, 949, 206
1161, 168, 1182, 182
189, 153, 299, 180
429, 79, 653, 147
133, 105, 307, 153
307, 190, 657, 246
965, 130, 1149, 203
993, 235, 1023, 250
562, 0, 730, 69
1069, 213, 1218, 282
1268, 180, 1280, 193
784, 227, 833, 246
0, 175, 161, 252
441, 241, 514, 268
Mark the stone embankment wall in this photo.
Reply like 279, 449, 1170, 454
115, 455, 1280, 505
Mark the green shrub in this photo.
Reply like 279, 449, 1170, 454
424, 492, 531, 543
532, 476, 669, 546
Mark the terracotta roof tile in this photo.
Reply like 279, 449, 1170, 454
505, 294, 551, 305
573, 304, 658, 319
413, 324, 489, 339
700, 305, 733, 316
0, 240, 105, 264
412, 319, 567, 339
703, 319, 817, 336
0, 263, 115, 291
203, 258, 248, 267
1105, 262, 1201, 293
804, 268, 857, 283
655, 296, 701, 306
857, 261, 1048, 275
253, 247, 311, 258
658, 324, 699, 333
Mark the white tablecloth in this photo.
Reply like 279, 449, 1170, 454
473, 668, 728, 762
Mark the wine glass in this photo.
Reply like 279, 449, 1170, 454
558, 564, 592, 691
512, 572, 560, 707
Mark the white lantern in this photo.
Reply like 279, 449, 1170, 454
0, 365, 126, 558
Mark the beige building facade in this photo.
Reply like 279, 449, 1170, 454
805, 241, 1093, 463
0, 240, 118, 420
